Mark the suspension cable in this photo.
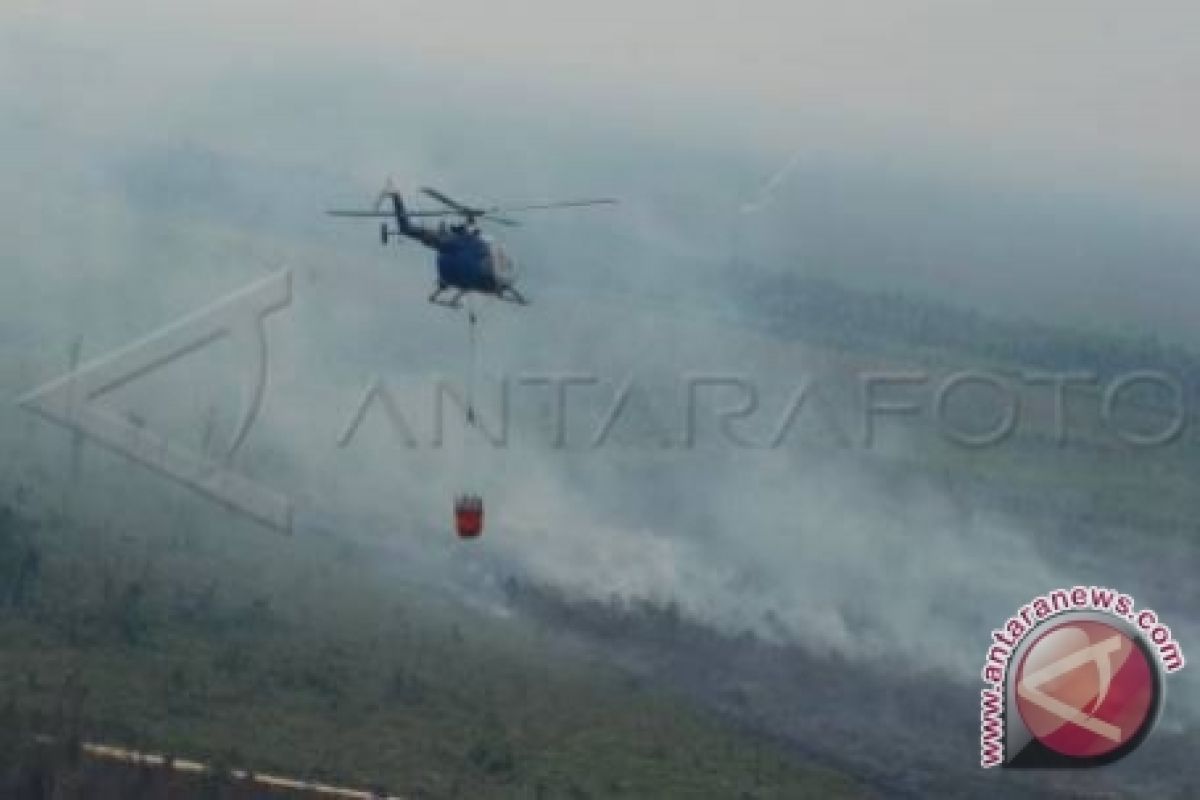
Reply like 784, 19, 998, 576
465, 296, 479, 427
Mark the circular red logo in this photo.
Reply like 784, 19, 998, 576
1015, 619, 1158, 760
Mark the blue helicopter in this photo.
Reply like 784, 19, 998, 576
329, 185, 616, 308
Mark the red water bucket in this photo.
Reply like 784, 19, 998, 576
455, 494, 484, 539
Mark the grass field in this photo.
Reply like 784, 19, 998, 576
0, 495, 868, 799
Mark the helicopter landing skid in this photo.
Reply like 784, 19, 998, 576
428, 286, 528, 308
499, 288, 529, 306
428, 287, 464, 308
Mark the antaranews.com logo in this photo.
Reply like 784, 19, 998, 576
980, 586, 1186, 768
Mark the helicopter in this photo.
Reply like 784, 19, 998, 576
328, 184, 616, 308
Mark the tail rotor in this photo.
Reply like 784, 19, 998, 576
376, 177, 406, 245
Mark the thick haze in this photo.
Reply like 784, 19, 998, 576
7, 1, 1200, 337
3, 0, 1198, 726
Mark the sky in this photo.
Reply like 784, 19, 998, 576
9, 1, 1200, 184
6, 1, 1200, 340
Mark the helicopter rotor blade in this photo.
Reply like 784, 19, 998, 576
327, 209, 457, 218
484, 198, 618, 214
420, 187, 481, 216
328, 210, 393, 218
341, 187, 617, 230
